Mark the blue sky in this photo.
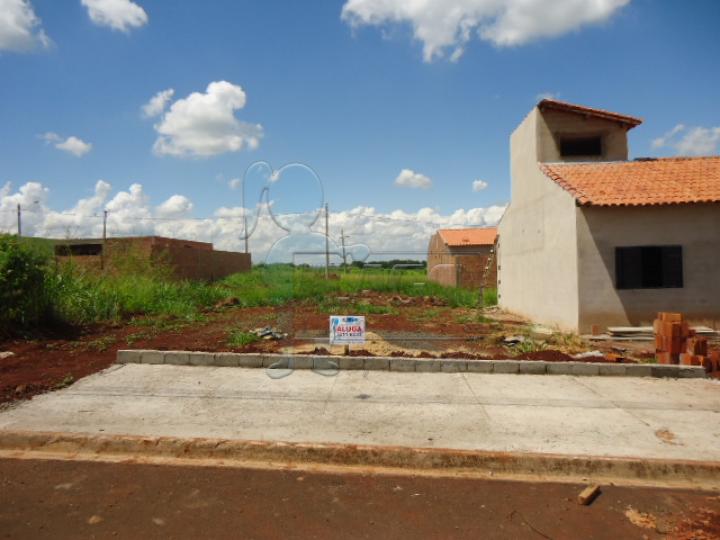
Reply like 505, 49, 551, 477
1, 0, 719, 256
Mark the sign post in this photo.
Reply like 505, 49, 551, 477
329, 315, 365, 355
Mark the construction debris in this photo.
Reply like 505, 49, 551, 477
251, 327, 288, 340
588, 324, 717, 342
608, 325, 716, 339
530, 325, 554, 339
577, 484, 601, 506
654, 312, 720, 376
572, 350, 604, 361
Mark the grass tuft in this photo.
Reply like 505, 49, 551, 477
227, 329, 260, 348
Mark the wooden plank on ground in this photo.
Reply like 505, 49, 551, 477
577, 484, 601, 506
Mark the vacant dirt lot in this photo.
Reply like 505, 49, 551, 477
0, 292, 654, 405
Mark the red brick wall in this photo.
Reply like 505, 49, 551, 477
152, 243, 251, 281
451, 245, 497, 289
426, 234, 497, 289
55, 236, 251, 281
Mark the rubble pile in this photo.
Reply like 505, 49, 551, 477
251, 327, 288, 340
654, 312, 720, 375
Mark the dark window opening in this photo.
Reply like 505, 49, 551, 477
560, 136, 602, 157
55, 243, 103, 256
615, 246, 683, 289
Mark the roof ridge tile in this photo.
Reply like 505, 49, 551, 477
538, 157, 720, 207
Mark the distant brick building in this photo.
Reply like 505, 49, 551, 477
54, 236, 251, 281
427, 228, 497, 289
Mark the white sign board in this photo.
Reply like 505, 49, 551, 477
329, 315, 366, 344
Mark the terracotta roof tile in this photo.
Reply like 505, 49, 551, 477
438, 227, 497, 246
540, 157, 720, 207
538, 99, 643, 128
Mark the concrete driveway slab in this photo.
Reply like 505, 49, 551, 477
1, 364, 719, 463
574, 375, 720, 411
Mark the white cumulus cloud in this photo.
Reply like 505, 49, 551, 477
156, 194, 193, 218
652, 124, 720, 156
81, 0, 148, 32
0, 0, 51, 52
141, 88, 174, 118
651, 124, 685, 149
341, 0, 630, 62
0, 180, 507, 263
151, 81, 263, 158
41, 132, 93, 157
472, 179, 488, 192
394, 169, 432, 189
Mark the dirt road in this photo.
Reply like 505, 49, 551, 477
1, 458, 718, 539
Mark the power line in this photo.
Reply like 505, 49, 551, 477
3, 207, 495, 227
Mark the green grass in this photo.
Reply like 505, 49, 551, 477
409, 308, 443, 322
46, 268, 227, 325
221, 266, 483, 309
511, 339, 548, 354
1, 232, 495, 332
51, 265, 492, 326
227, 329, 260, 348
482, 287, 498, 306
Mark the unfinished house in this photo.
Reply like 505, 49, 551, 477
54, 236, 251, 281
497, 98, 720, 332
427, 227, 497, 289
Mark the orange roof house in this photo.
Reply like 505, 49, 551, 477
427, 227, 497, 290
437, 227, 498, 247
496, 99, 720, 333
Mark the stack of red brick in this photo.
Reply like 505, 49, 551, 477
654, 312, 720, 375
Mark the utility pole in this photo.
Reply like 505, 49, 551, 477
340, 228, 350, 269
324, 203, 329, 279
101, 210, 107, 270
16, 204, 21, 237
242, 181, 248, 254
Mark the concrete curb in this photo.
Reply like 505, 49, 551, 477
116, 350, 706, 378
1, 430, 718, 488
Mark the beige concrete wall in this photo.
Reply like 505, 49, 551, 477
427, 233, 456, 286
509, 108, 540, 204
498, 108, 581, 331
536, 109, 629, 163
577, 203, 720, 332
